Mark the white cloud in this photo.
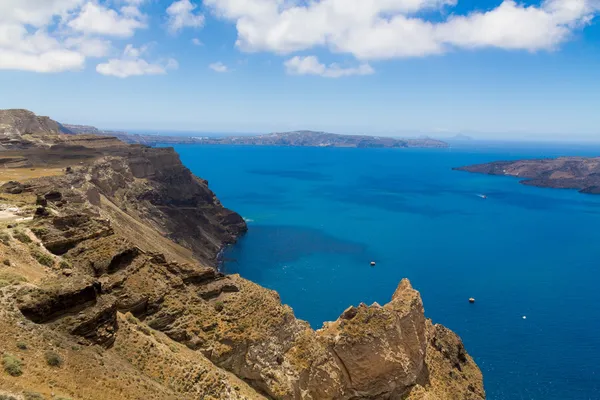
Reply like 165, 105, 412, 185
0, 23, 86, 72
205, 0, 600, 59
434, 0, 593, 51
209, 61, 229, 72
166, 0, 205, 34
192, 38, 203, 46
0, 0, 175, 74
0, 48, 85, 73
96, 44, 178, 78
284, 56, 374, 78
0, 0, 85, 27
67, 2, 147, 37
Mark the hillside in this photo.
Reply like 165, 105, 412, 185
0, 109, 483, 400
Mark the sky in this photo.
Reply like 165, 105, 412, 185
1, 0, 600, 140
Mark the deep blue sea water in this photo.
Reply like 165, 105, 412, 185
170, 142, 600, 400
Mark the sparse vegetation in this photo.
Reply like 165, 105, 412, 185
0, 231, 11, 245
0, 394, 18, 400
23, 393, 45, 400
125, 312, 138, 324
31, 249, 54, 267
16, 342, 27, 350
214, 301, 225, 312
0, 271, 27, 288
59, 260, 72, 269
137, 324, 152, 336
13, 230, 32, 244
30, 227, 48, 237
2, 353, 22, 376
44, 351, 62, 367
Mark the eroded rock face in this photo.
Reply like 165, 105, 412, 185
315, 280, 428, 398
86, 149, 247, 262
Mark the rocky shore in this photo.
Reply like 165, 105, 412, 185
454, 157, 600, 194
0, 109, 483, 399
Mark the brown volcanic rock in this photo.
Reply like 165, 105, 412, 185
86, 147, 247, 261
0, 109, 62, 136
316, 280, 427, 398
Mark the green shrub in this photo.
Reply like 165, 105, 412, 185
214, 301, 224, 312
16, 342, 27, 350
44, 351, 62, 367
59, 260, 72, 269
2, 353, 22, 376
0, 272, 27, 288
31, 250, 54, 268
0, 394, 18, 400
0, 231, 11, 245
13, 230, 31, 244
30, 227, 48, 237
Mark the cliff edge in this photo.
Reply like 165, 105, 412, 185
0, 109, 484, 399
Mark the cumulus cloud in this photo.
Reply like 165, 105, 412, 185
67, 2, 147, 37
166, 0, 205, 34
209, 62, 229, 72
205, 0, 600, 59
0, 0, 151, 73
0, 0, 85, 27
284, 56, 374, 78
192, 38, 204, 46
96, 44, 178, 78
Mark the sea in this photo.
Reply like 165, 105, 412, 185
168, 141, 600, 400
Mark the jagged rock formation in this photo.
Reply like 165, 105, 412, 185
455, 157, 600, 194
0, 109, 484, 399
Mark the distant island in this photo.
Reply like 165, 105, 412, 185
455, 157, 600, 194
62, 124, 448, 149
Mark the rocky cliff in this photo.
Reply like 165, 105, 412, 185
0, 109, 484, 400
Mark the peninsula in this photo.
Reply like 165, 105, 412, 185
62, 124, 448, 149
455, 157, 600, 194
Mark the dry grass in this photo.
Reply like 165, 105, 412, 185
0, 271, 27, 288
0, 167, 64, 184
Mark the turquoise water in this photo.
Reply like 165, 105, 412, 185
171, 143, 600, 400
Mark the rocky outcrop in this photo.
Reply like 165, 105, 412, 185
454, 157, 600, 194
0, 110, 483, 400
0, 109, 62, 136
315, 280, 428, 398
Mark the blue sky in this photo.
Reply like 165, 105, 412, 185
1, 0, 600, 140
